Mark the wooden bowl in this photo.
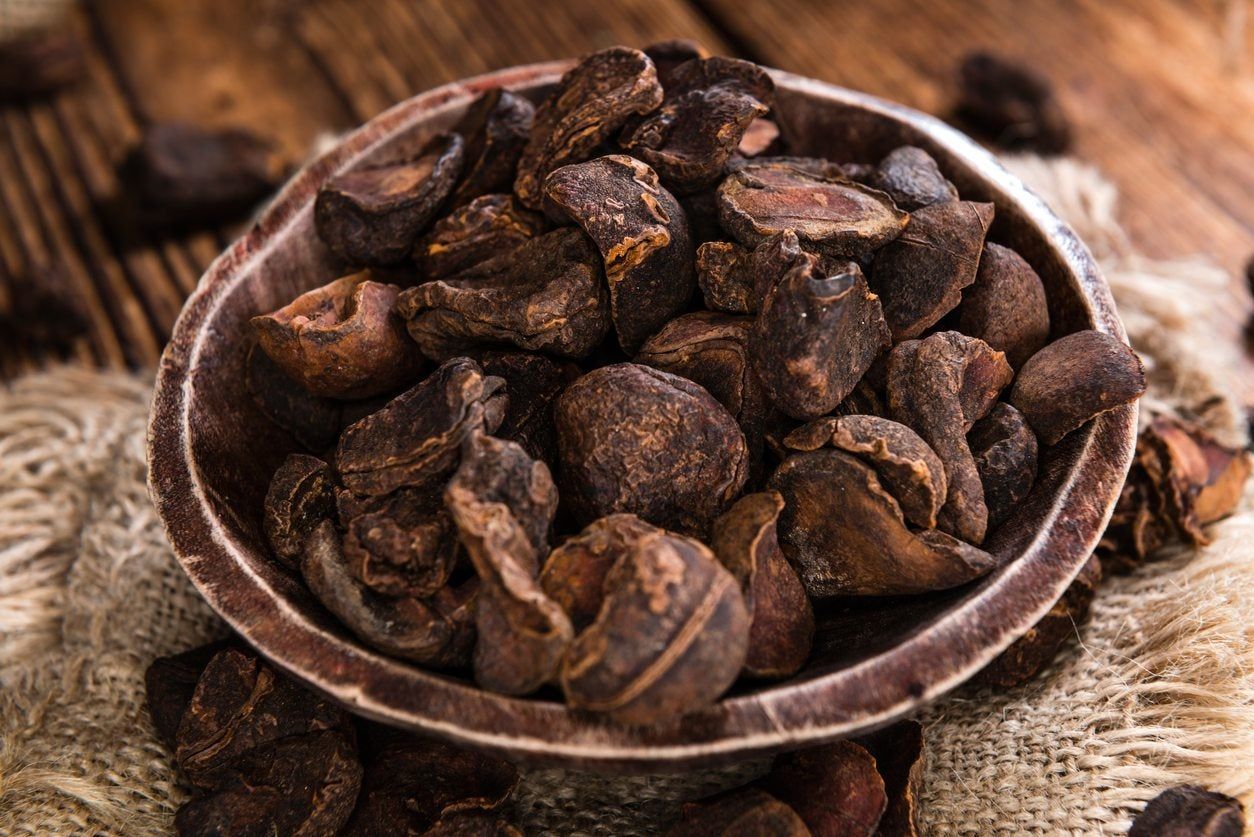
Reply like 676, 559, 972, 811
148, 61, 1137, 773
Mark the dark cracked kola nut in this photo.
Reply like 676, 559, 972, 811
145, 640, 239, 751
448, 89, 535, 208
710, 491, 814, 679
969, 402, 1039, 531
1128, 785, 1245, 837
513, 46, 663, 208
1008, 330, 1146, 445
756, 740, 888, 837
415, 193, 546, 281
554, 363, 749, 536
868, 146, 958, 210
716, 159, 907, 259
543, 154, 695, 353
869, 199, 994, 340
476, 350, 580, 470
540, 514, 660, 631
668, 788, 810, 836
643, 39, 711, 87
263, 453, 336, 569
245, 345, 342, 452
398, 228, 611, 360
340, 487, 461, 599
559, 527, 750, 724
694, 229, 810, 315
855, 720, 926, 837
957, 242, 1051, 370
955, 52, 1071, 154
315, 133, 464, 266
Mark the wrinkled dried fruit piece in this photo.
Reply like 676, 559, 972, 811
477, 351, 579, 468
263, 453, 335, 568
783, 415, 948, 529
251, 272, 425, 399
856, 721, 925, 837
543, 154, 694, 352
643, 39, 711, 86
560, 528, 749, 724
416, 193, 546, 280
969, 402, 1039, 530
717, 159, 907, 258
956, 52, 1071, 154
1128, 784, 1245, 837
336, 357, 506, 497
341, 488, 460, 598
868, 146, 958, 210
447, 433, 571, 695
449, 89, 535, 207
695, 230, 809, 315
710, 492, 814, 679
668, 788, 810, 836
957, 242, 1050, 369
398, 227, 612, 360
541, 514, 659, 631
869, 200, 994, 340
751, 257, 891, 420
316, 133, 464, 266
145, 640, 236, 751
3, 264, 91, 345
769, 449, 996, 597
514, 47, 663, 208
1009, 330, 1146, 445
555, 363, 749, 535
757, 740, 888, 837
245, 345, 342, 451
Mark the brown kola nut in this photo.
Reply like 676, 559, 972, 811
642, 39, 711, 87
956, 241, 1050, 370
968, 402, 1039, 531
756, 740, 888, 837
540, 514, 661, 631
145, 640, 238, 751
854, 720, 926, 837
694, 229, 809, 315
668, 788, 810, 836
448, 89, 535, 208
262, 453, 336, 568
415, 193, 545, 281
867, 145, 958, 210
340, 487, 460, 599
251, 272, 425, 399
1128, 784, 1245, 837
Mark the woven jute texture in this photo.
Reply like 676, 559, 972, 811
0, 158, 1250, 835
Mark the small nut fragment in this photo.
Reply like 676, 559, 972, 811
668, 788, 809, 836
340, 488, 460, 599
144, 640, 236, 751
756, 740, 888, 837
868, 146, 958, 210
695, 230, 809, 314
541, 514, 659, 631
416, 193, 546, 281
969, 402, 1039, 530
263, 453, 336, 568
1128, 785, 1245, 837
449, 89, 535, 208
957, 242, 1050, 369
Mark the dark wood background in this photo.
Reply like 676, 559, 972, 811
1, 0, 1250, 380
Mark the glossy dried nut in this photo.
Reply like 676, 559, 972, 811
514, 47, 663, 208
855, 721, 925, 837
783, 416, 948, 529
341, 489, 460, 598
449, 90, 535, 207
1128, 785, 1245, 837
263, 453, 335, 568
710, 492, 814, 679
642, 39, 710, 86
245, 345, 341, 451
336, 357, 506, 497
554, 363, 749, 535
957, 242, 1051, 369
751, 257, 891, 420
969, 402, 1039, 530
315, 133, 465, 266
251, 272, 425, 399
302, 520, 477, 667
416, 193, 546, 280
543, 154, 695, 352
398, 228, 612, 360
757, 741, 888, 837
868, 146, 958, 210
1009, 330, 1146, 445
716, 160, 908, 258
478, 351, 580, 468
560, 529, 750, 724
145, 640, 236, 751
768, 450, 996, 597
869, 200, 994, 340
956, 52, 1071, 154
669, 788, 810, 836
540, 514, 660, 631
695, 230, 808, 314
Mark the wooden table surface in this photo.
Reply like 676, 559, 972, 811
1, 0, 1250, 381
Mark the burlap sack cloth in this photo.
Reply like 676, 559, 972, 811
0, 158, 1250, 835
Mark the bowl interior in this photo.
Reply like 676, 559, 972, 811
150, 63, 1134, 772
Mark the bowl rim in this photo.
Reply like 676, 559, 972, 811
148, 60, 1137, 772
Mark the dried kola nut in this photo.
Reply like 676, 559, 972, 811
514, 46, 663, 208
398, 228, 612, 360
695, 229, 809, 315
956, 52, 1071, 154
1008, 330, 1146, 445
341, 488, 459, 599
888, 332, 1013, 545
868, 146, 958, 210
757, 740, 888, 837
540, 514, 659, 631
477, 351, 580, 469
969, 402, 1039, 530
263, 453, 335, 568
710, 492, 814, 679
643, 39, 711, 87
737, 117, 782, 158
668, 788, 810, 837
750, 256, 891, 420
543, 154, 695, 352
446, 432, 572, 695
783, 415, 947, 529
416, 193, 545, 281
717, 159, 908, 259
145, 640, 236, 751
1128, 784, 1245, 837
554, 363, 749, 535
957, 242, 1050, 370
855, 721, 926, 837
251, 272, 425, 399
559, 527, 750, 724
245, 345, 341, 451
448, 89, 535, 208
869, 200, 994, 340
315, 133, 464, 266
336, 357, 506, 497
768, 449, 995, 597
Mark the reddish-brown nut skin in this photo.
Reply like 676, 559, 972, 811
757, 740, 888, 837
1139, 417, 1252, 544
315, 133, 465, 266
869, 200, 994, 340
668, 788, 811, 836
449, 89, 535, 208
969, 402, 1039, 531
854, 720, 926, 837
145, 640, 238, 751
251, 272, 426, 399
245, 345, 342, 451
514, 46, 663, 208
554, 363, 749, 536
957, 242, 1051, 370
868, 146, 958, 210
543, 154, 695, 353
737, 117, 783, 158
540, 514, 660, 631
559, 528, 750, 725
415, 193, 546, 281
1127, 785, 1246, 837
710, 492, 814, 679
1009, 330, 1147, 445
263, 453, 336, 568
340, 487, 460, 599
